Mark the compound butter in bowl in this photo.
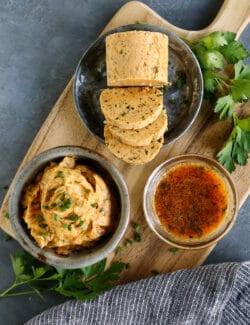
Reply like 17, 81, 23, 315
9, 146, 130, 269
143, 154, 238, 249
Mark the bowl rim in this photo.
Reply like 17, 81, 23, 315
143, 153, 239, 249
9, 145, 130, 268
73, 23, 204, 146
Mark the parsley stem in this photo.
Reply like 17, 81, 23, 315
0, 290, 37, 297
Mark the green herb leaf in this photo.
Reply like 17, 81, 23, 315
134, 223, 140, 232
59, 198, 72, 212
219, 41, 250, 63
81, 259, 106, 279
10, 254, 25, 278
54, 213, 60, 221
151, 269, 160, 276
194, 45, 225, 70
203, 70, 218, 94
200, 31, 229, 49
69, 214, 79, 221
136, 20, 147, 25
230, 79, 250, 102
214, 95, 235, 120
134, 232, 141, 242
1, 184, 9, 190
0, 253, 126, 301
185, 31, 250, 172
115, 246, 123, 254
4, 212, 10, 219
124, 239, 132, 247
234, 61, 250, 80
57, 171, 64, 178
169, 247, 179, 254
77, 220, 84, 227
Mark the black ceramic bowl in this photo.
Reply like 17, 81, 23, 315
73, 24, 203, 146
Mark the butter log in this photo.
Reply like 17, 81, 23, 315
106, 31, 168, 86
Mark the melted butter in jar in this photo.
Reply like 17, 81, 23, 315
154, 163, 229, 240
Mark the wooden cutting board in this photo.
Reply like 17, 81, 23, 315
1, 0, 250, 283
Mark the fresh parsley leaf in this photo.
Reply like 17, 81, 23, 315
219, 41, 250, 63
203, 70, 218, 94
185, 31, 250, 172
237, 117, 250, 132
214, 95, 235, 120
218, 118, 250, 171
81, 259, 106, 279
10, 254, 25, 278
194, 45, 225, 70
200, 31, 229, 49
0, 253, 126, 301
222, 31, 236, 43
217, 140, 235, 172
234, 61, 250, 80
230, 79, 250, 102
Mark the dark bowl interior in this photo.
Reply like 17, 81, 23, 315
74, 24, 203, 146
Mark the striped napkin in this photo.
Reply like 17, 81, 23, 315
26, 261, 249, 325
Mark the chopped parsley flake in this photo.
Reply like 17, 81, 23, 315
57, 171, 65, 178
125, 263, 131, 269
134, 223, 140, 231
151, 269, 160, 276
134, 232, 141, 242
77, 220, 84, 227
4, 212, 10, 219
39, 223, 47, 229
54, 214, 60, 221
91, 202, 98, 209
69, 214, 79, 221
169, 247, 179, 254
115, 246, 123, 254
124, 239, 132, 247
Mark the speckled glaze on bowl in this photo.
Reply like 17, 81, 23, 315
143, 154, 238, 249
73, 24, 203, 146
9, 146, 130, 269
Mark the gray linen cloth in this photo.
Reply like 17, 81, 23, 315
27, 261, 250, 325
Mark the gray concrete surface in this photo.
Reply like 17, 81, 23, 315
0, 0, 249, 323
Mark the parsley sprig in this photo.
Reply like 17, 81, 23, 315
185, 31, 250, 172
0, 251, 126, 300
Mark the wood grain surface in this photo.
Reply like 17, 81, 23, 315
0, 0, 249, 283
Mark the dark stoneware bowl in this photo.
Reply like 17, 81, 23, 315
9, 146, 130, 269
73, 24, 203, 146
